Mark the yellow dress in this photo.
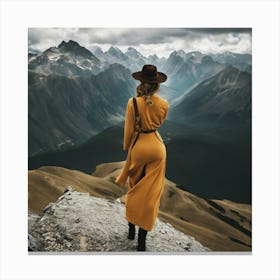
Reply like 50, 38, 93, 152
115, 94, 169, 231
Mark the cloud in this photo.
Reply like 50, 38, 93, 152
188, 28, 251, 35
28, 28, 252, 57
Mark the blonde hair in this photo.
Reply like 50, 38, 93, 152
136, 82, 160, 106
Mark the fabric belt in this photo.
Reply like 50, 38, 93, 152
138, 129, 157, 134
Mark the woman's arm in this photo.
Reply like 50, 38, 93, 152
123, 98, 135, 150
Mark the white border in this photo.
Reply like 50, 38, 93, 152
1, 0, 279, 279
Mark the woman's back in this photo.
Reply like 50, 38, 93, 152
134, 94, 169, 131
123, 94, 169, 150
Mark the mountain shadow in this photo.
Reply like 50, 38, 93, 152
29, 121, 251, 203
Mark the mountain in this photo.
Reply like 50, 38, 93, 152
89, 47, 251, 102
125, 46, 146, 60
28, 40, 104, 77
91, 46, 143, 72
162, 51, 226, 93
165, 130, 251, 203
169, 66, 252, 125
90, 45, 104, 58
28, 52, 37, 60
28, 187, 209, 252
28, 120, 196, 170
211, 52, 252, 65
28, 47, 40, 55
161, 51, 251, 95
146, 54, 166, 69
92, 46, 131, 69
28, 63, 135, 156
107, 46, 129, 61
156, 85, 181, 105
28, 126, 127, 171
58, 40, 97, 59
28, 120, 201, 172
28, 162, 251, 251
166, 66, 251, 203
163, 50, 186, 76
91, 45, 167, 73
211, 52, 252, 73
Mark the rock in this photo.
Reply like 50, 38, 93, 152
28, 187, 210, 252
28, 233, 42, 251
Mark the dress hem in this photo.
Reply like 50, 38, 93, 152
125, 215, 154, 231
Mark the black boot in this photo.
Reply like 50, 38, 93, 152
137, 227, 147, 251
128, 222, 135, 240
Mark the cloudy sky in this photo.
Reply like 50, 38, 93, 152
28, 28, 252, 58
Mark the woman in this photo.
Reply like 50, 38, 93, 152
115, 64, 169, 251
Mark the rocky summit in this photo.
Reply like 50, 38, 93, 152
28, 187, 210, 253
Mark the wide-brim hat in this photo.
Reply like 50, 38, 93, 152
132, 64, 167, 83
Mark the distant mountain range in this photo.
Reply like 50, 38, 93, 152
28, 39, 251, 155
28, 39, 252, 203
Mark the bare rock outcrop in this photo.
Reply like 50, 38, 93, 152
28, 187, 210, 253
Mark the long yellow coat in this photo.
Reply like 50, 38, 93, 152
115, 94, 169, 231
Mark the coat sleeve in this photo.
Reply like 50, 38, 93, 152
123, 98, 135, 151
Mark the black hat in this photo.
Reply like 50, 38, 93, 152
132, 64, 167, 83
